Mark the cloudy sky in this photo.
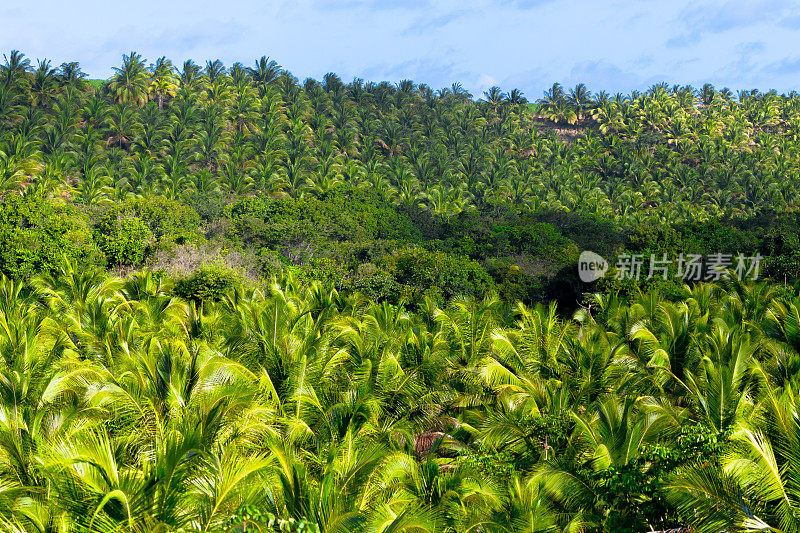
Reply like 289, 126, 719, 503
3, 0, 800, 99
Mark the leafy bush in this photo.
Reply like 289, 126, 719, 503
97, 213, 152, 266
0, 195, 98, 278
227, 188, 419, 250
350, 262, 405, 302
172, 263, 239, 303
225, 504, 320, 532
101, 195, 200, 244
296, 257, 350, 289
486, 260, 549, 303
386, 247, 494, 302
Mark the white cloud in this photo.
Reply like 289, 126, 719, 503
475, 74, 499, 93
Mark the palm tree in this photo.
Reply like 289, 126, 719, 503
28, 59, 58, 108
419, 184, 474, 220
484, 86, 506, 109
109, 51, 150, 106
56, 61, 87, 90
0, 145, 40, 196
248, 56, 282, 95
0, 50, 31, 91
105, 102, 140, 150
507, 88, 527, 105
73, 163, 113, 205
149, 57, 178, 110
567, 83, 593, 120
179, 59, 202, 91
204, 59, 227, 83
668, 387, 800, 532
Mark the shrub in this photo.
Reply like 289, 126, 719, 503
0, 195, 98, 278
386, 247, 494, 301
97, 213, 152, 267
350, 263, 404, 302
225, 504, 320, 532
226, 187, 419, 249
486, 260, 549, 303
296, 257, 350, 289
100, 195, 200, 244
172, 263, 239, 303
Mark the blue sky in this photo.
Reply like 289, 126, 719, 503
3, 0, 800, 99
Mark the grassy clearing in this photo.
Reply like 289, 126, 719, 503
86, 79, 105, 90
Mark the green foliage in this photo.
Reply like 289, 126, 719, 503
457, 448, 515, 483
97, 212, 151, 266
387, 247, 494, 302
490, 220, 577, 258
535, 212, 622, 259
0, 257, 797, 531
172, 262, 239, 303
486, 260, 549, 303
761, 214, 800, 256
350, 263, 406, 302
226, 505, 321, 532
227, 188, 419, 249
8, 49, 800, 531
583, 424, 728, 531
295, 257, 349, 288
0, 195, 97, 278
102, 195, 200, 244
4, 51, 800, 306
624, 223, 682, 256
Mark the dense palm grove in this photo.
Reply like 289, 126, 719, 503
3, 49, 800, 531
5, 264, 800, 532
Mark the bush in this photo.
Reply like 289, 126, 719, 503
100, 195, 200, 244
386, 247, 494, 302
225, 504, 320, 532
679, 220, 761, 256
97, 213, 152, 267
296, 257, 350, 289
226, 187, 419, 249
764, 252, 800, 281
172, 263, 239, 303
350, 263, 405, 302
486, 260, 549, 303
533, 211, 622, 259
0, 195, 98, 278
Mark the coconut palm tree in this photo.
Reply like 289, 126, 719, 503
148, 57, 178, 111
109, 51, 150, 106
0, 51, 31, 92
28, 59, 58, 108
248, 56, 282, 95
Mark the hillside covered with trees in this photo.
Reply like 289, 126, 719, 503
2, 50, 800, 531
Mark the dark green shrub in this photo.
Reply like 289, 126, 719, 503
386, 247, 494, 301
296, 257, 350, 289
350, 263, 404, 302
226, 188, 419, 249
486, 261, 548, 303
